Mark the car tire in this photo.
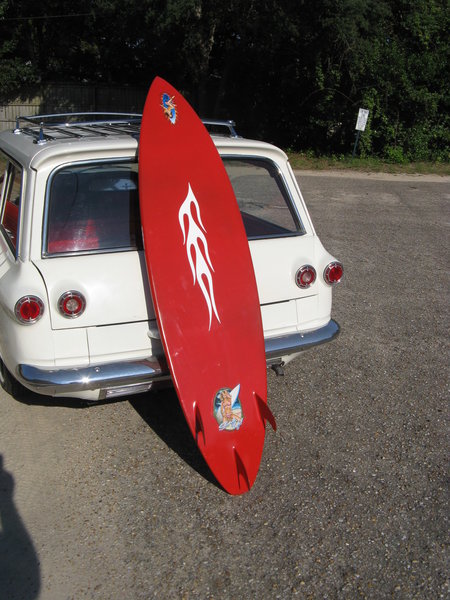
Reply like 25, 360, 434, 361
0, 359, 25, 399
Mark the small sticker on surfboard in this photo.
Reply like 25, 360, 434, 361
213, 384, 243, 431
161, 93, 177, 124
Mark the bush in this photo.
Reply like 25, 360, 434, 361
384, 146, 408, 164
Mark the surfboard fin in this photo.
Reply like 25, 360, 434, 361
193, 403, 206, 446
233, 447, 251, 492
255, 393, 277, 431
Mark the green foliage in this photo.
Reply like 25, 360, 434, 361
0, 0, 448, 162
287, 150, 450, 175
383, 146, 408, 164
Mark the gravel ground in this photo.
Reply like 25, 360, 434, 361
0, 172, 448, 600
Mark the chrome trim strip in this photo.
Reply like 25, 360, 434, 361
264, 319, 340, 359
17, 320, 339, 395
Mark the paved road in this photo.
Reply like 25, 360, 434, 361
0, 172, 448, 599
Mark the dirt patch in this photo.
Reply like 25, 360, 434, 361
294, 168, 450, 183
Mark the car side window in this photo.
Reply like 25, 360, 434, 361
0, 153, 22, 254
223, 157, 304, 238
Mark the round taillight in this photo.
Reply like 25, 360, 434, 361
58, 291, 86, 318
324, 261, 344, 285
295, 265, 316, 289
15, 296, 44, 324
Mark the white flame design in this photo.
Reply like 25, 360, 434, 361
178, 183, 221, 330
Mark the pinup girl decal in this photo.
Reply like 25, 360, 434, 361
213, 385, 244, 431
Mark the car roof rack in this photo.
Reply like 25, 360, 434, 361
12, 113, 240, 144
14, 113, 143, 145
201, 119, 240, 138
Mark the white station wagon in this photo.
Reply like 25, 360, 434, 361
0, 114, 342, 401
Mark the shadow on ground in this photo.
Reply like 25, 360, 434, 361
0, 455, 40, 600
10, 383, 220, 488
130, 388, 220, 489
13, 386, 121, 409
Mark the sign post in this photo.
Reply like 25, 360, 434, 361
352, 108, 369, 157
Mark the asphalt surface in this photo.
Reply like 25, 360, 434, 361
0, 172, 448, 599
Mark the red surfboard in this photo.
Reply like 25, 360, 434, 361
139, 77, 275, 494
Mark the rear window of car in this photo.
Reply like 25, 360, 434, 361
44, 161, 142, 256
44, 156, 302, 256
0, 152, 23, 255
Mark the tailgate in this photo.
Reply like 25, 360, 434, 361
33, 251, 154, 330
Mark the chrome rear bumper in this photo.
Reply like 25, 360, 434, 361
265, 319, 340, 362
17, 320, 339, 397
18, 358, 170, 398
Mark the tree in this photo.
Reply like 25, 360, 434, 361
0, 0, 448, 160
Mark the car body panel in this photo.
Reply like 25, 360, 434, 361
32, 252, 154, 329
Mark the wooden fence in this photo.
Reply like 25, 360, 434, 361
0, 83, 147, 130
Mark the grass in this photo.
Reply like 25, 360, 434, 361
287, 152, 450, 176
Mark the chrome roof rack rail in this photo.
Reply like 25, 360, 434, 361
14, 113, 142, 144
11, 113, 240, 143
15, 112, 142, 128
201, 119, 240, 138
15, 126, 63, 145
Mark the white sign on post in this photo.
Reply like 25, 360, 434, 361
356, 108, 369, 131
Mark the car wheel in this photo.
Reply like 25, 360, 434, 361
0, 359, 24, 399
